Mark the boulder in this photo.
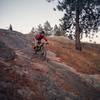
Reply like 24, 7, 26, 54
0, 41, 16, 61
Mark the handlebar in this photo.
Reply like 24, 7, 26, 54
41, 42, 49, 46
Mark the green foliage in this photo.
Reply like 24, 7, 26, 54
37, 24, 44, 32
9, 24, 13, 31
47, 0, 100, 50
44, 21, 52, 36
47, 0, 100, 36
54, 24, 60, 36
56, 0, 100, 36
54, 24, 65, 36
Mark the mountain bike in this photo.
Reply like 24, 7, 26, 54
33, 42, 48, 60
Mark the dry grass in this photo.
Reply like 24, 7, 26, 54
47, 36, 100, 74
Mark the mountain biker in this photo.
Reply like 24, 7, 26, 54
32, 30, 48, 51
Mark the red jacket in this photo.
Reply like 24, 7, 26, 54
33, 34, 47, 41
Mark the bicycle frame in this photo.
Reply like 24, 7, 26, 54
33, 42, 47, 60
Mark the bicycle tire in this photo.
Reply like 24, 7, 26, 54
38, 46, 46, 60
41, 46, 47, 60
32, 44, 47, 61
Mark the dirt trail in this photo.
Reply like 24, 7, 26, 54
1, 29, 100, 100
0, 49, 100, 100
31, 50, 100, 100
47, 60, 100, 100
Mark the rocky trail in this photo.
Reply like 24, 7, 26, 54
0, 29, 100, 100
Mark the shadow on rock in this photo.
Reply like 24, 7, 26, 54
0, 41, 16, 61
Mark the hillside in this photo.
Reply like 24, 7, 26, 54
0, 29, 33, 56
0, 29, 100, 100
48, 36, 100, 74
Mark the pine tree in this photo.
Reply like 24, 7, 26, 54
54, 24, 62, 36
37, 24, 44, 32
9, 24, 13, 31
44, 21, 52, 36
31, 27, 35, 33
47, 0, 100, 51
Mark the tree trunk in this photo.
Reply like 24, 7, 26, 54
75, 0, 82, 51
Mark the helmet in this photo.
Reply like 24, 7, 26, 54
40, 31, 45, 34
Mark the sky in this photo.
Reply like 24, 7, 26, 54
0, 0, 63, 33
0, 0, 100, 43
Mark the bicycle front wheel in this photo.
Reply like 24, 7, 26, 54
39, 46, 47, 60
